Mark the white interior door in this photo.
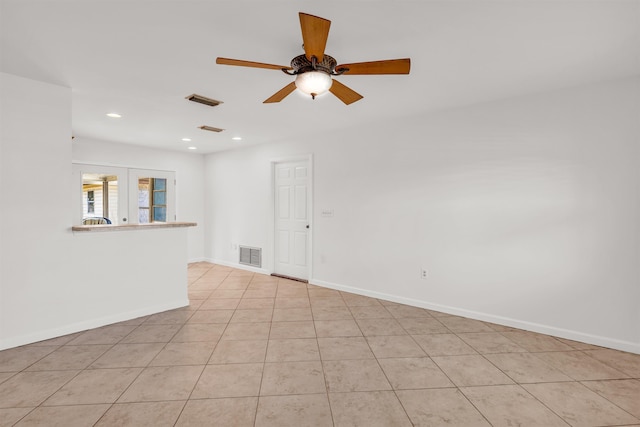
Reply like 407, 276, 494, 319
274, 160, 310, 280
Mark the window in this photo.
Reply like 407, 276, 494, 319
138, 178, 150, 223
138, 177, 167, 223
87, 190, 95, 214
81, 174, 118, 220
152, 178, 167, 222
73, 164, 175, 226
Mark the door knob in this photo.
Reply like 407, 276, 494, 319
306, 225, 310, 229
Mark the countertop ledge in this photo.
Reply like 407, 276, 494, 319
72, 222, 197, 232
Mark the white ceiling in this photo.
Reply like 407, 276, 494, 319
2, 0, 639, 154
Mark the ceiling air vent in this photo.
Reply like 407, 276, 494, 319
199, 125, 224, 133
186, 93, 223, 108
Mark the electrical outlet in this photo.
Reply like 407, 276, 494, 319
232, 243, 238, 251
421, 268, 428, 280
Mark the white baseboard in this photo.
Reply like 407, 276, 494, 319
188, 257, 208, 263
0, 299, 189, 351
206, 258, 270, 275
310, 278, 640, 355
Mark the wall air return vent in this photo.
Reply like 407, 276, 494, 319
186, 94, 223, 107
199, 125, 225, 133
239, 246, 261, 268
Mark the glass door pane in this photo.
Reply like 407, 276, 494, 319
72, 164, 128, 225
128, 169, 175, 224
138, 178, 151, 223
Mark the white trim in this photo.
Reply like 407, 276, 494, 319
207, 258, 270, 275
269, 154, 314, 281
310, 278, 640, 355
0, 299, 189, 351
71, 160, 174, 173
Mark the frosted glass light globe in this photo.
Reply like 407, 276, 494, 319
295, 71, 332, 99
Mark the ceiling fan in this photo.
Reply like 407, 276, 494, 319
216, 12, 411, 105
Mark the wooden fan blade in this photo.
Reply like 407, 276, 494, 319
299, 12, 331, 62
263, 82, 297, 103
216, 57, 292, 71
336, 58, 411, 75
329, 80, 363, 105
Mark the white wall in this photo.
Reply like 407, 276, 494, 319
204, 76, 640, 353
72, 137, 205, 261
0, 73, 190, 350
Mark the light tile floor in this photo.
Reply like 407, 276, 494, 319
1, 262, 639, 426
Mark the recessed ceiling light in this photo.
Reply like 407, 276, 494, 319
181, 138, 191, 142
188, 146, 197, 150
232, 137, 242, 141
106, 113, 122, 118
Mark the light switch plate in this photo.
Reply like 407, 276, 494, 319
321, 209, 334, 217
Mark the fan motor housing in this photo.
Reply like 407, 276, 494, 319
290, 54, 337, 74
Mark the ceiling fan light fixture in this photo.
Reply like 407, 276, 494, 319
216, 13, 410, 105
295, 71, 332, 99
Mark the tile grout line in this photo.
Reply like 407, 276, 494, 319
397, 309, 475, 426
310, 286, 335, 427
172, 263, 221, 426
253, 272, 276, 427
579, 379, 640, 422
3, 262, 639, 426
467, 333, 577, 426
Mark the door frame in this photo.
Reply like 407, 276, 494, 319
269, 154, 314, 281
